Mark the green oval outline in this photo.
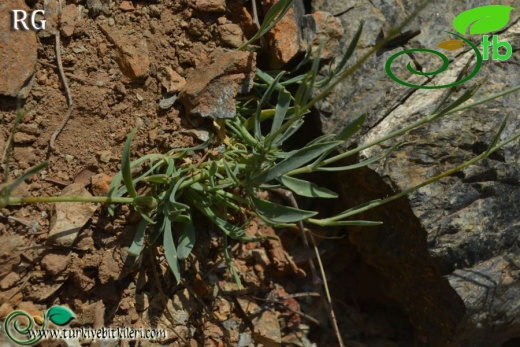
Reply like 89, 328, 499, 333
4, 310, 45, 346
385, 31, 483, 89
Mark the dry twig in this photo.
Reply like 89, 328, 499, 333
272, 188, 345, 347
38, 61, 97, 86
252, 295, 321, 326
0, 211, 40, 233
49, 0, 74, 152
149, 248, 189, 345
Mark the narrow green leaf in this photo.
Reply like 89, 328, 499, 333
223, 235, 242, 287
446, 82, 520, 115
318, 144, 397, 172
308, 113, 367, 167
170, 173, 190, 203
302, 43, 323, 105
486, 115, 509, 154
290, 44, 314, 73
273, 149, 298, 159
189, 182, 205, 192
127, 218, 149, 256
165, 180, 190, 220
318, 157, 380, 172
325, 130, 520, 224
149, 217, 165, 245
255, 71, 285, 139
432, 58, 473, 114
281, 74, 307, 86
187, 190, 250, 240
271, 88, 291, 135
5, 162, 48, 196
177, 220, 195, 261
255, 68, 276, 84
133, 196, 158, 209
209, 161, 218, 188
255, 141, 342, 183
143, 174, 169, 184
432, 80, 483, 120
165, 158, 175, 176
137, 210, 156, 224
215, 190, 249, 205
336, 113, 367, 141
108, 154, 164, 201
294, 71, 311, 108
167, 137, 213, 154
212, 190, 243, 211
259, 0, 294, 34
272, 118, 305, 147
306, 133, 337, 146
163, 217, 182, 283
253, 197, 317, 223
121, 129, 138, 198
223, 160, 240, 185
311, 220, 383, 227
240, 0, 295, 49
326, 199, 383, 222
228, 117, 258, 145
214, 215, 248, 240
279, 175, 338, 198
259, 183, 283, 190
264, 102, 309, 146
334, 21, 364, 74
113, 160, 164, 198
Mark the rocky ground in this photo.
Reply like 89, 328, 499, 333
8, 1, 517, 347
0, 0, 357, 346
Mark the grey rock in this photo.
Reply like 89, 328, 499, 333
302, 11, 344, 60
86, 0, 110, 17
179, 49, 256, 119
218, 23, 245, 48
158, 93, 177, 110
313, 0, 520, 346
237, 332, 253, 347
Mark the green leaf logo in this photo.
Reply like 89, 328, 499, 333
46, 306, 75, 326
453, 5, 514, 35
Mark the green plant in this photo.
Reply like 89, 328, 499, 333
2, 1, 520, 287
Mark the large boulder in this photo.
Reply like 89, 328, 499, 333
312, 0, 520, 346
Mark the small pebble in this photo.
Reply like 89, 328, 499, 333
98, 150, 111, 163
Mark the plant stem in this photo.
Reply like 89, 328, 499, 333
322, 132, 520, 223
445, 83, 520, 114
288, 79, 520, 177
301, 1, 430, 115
3, 196, 134, 206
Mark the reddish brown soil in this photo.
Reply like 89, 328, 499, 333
0, 1, 335, 346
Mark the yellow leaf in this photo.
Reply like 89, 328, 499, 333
437, 40, 465, 50
33, 316, 44, 325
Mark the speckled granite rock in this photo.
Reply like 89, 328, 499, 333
313, 0, 520, 346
